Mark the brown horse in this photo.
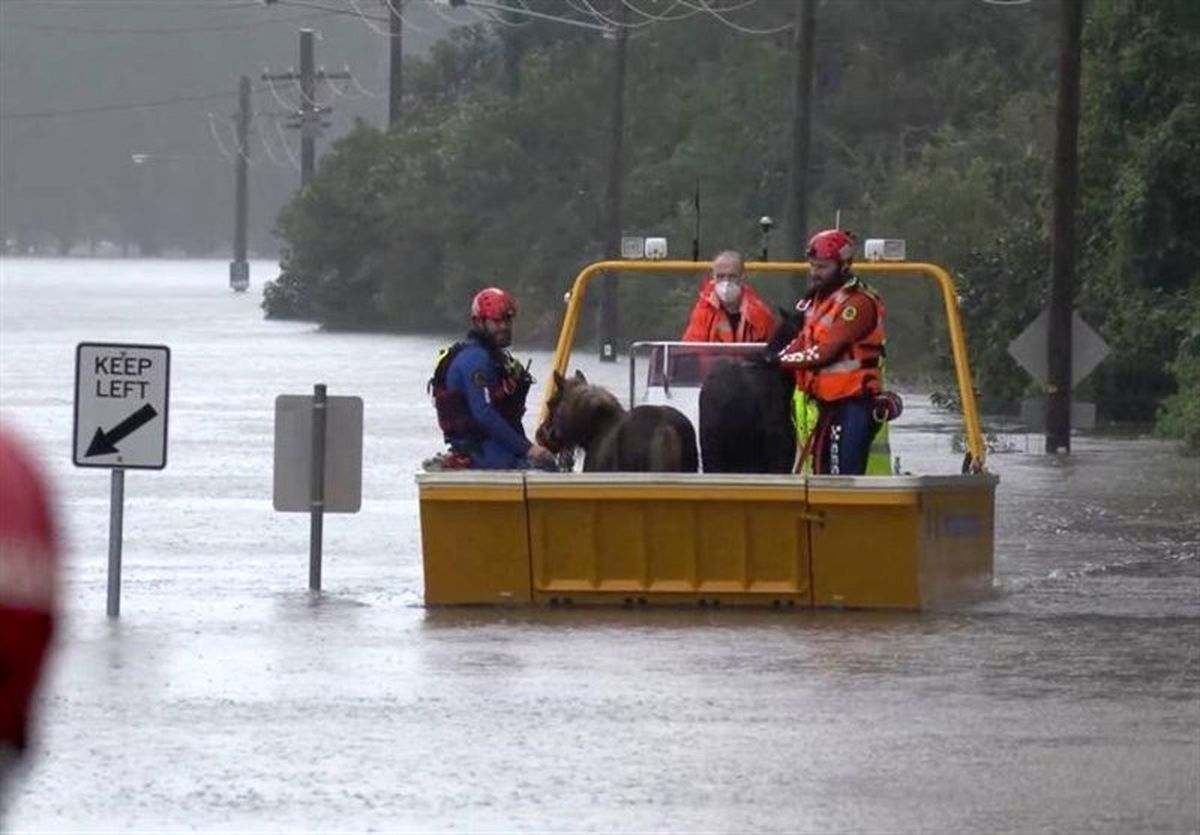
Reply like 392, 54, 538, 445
537, 370, 699, 472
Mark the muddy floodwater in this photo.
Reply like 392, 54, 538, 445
1, 259, 1197, 833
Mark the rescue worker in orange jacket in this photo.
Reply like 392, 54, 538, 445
776, 230, 886, 475
681, 250, 777, 343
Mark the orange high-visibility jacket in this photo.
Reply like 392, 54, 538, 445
780, 278, 886, 402
681, 278, 777, 343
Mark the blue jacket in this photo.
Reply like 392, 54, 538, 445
443, 337, 532, 467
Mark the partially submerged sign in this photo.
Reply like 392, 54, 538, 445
73, 342, 170, 469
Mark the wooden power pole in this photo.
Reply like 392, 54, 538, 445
386, 0, 403, 129
229, 75, 251, 292
786, 0, 817, 259
262, 29, 350, 189
1047, 0, 1083, 453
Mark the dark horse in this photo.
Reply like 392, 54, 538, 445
537, 370, 699, 472
698, 310, 801, 473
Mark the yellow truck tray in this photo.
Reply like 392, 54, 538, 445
418, 471, 996, 611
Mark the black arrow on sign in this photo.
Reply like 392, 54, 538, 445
86, 403, 158, 457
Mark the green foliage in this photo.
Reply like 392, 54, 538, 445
1078, 0, 1200, 424
1156, 296, 1200, 453
265, 0, 1198, 434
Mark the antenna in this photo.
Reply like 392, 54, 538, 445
692, 178, 701, 262
835, 208, 842, 229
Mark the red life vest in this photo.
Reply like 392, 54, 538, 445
428, 340, 533, 445
788, 278, 886, 402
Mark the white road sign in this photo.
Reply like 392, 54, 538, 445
74, 342, 170, 469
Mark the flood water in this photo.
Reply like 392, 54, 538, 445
1, 259, 1197, 833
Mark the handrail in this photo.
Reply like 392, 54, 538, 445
542, 260, 987, 471
627, 340, 766, 407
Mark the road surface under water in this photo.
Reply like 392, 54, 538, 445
1, 259, 1197, 833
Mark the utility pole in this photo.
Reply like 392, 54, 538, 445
299, 29, 317, 183
599, 2, 628, 363
785, 0, 817, 259
262, 29, 350, 188
229, 75, 251, 292
386, 0, 403, 128
1047, 0, 1083, 453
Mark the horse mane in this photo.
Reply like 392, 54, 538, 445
556, 381, 624, 449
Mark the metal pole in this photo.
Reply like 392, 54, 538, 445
1046, 0, 1082, 454
309, 383, 327, 591
299, 29, 316, 186
106, 469, 125, 618
599, 1, 628, 362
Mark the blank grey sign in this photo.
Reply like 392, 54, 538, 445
273, 394, 363, 513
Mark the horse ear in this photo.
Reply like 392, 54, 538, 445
573, 369, 588, 385
552, 370, 567, 390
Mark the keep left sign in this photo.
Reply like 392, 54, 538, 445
74, 342, 170, 469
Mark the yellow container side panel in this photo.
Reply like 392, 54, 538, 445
809, 496, 921, 609
528, 494, 812, 604
917, 480, 997, 608
419, 484, 532, 605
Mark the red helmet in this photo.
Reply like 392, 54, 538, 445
806, 229, 856, 263
0, 430, 58, 753
470, 287, 517, 322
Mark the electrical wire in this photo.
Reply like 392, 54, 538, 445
568, 0, 657, 29
678, 0, 791, 35
421, 0, 479, 26
346, 71, 380, 99
0, 11, 339, 34
263, 74, 303, 113
256, 122, 294, 170
474, 5, 531, 28
270, 118, 303, 171
0, 0, 260, 6
461, 0, 612, 32
618, 0, 702, 24
205, 110, 240, 163
382, 0, 431, 32
0, 86, 268, 121
269, 0, 388, 23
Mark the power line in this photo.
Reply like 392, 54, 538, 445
0, 87, 268, 121
0, 0, 261, 7
678, 0, 791, 35
0, 11, 339, 34
268, 0, 389, 22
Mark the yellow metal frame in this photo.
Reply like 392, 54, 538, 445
543, 260, 986, 470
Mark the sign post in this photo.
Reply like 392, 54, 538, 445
73, 342, 171, 617
274, 387, 362, 591
309, 384, 328, 591
1008, 308, 1110, 431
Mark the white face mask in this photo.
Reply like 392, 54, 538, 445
714, 279, 743, 308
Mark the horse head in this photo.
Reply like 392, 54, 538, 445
537, 369, 623, 455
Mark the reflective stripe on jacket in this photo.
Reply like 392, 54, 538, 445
786, 278, 886, 402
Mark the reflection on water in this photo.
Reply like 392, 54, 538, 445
1, 259, 1197, 832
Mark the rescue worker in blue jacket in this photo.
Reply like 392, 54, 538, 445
428, 288, 557, 470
